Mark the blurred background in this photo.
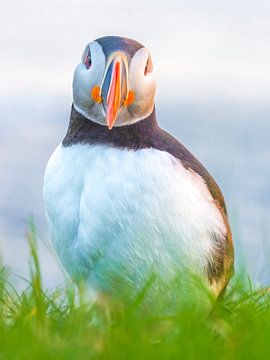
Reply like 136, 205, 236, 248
1, 0, 270, 288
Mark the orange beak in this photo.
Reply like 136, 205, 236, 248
93, 53, 134, 129
106, 60, 122, 130
99, 53, 131, 130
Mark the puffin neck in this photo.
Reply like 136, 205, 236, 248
62, 105, 159, 149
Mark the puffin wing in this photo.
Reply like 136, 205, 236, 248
152, 127, 234, 293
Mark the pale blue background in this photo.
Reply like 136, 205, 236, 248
1, 0, 270, 287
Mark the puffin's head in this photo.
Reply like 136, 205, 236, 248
73, 36, 156, 129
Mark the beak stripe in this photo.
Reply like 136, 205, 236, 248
106, 60, 122, 130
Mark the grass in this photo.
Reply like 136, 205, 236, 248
1, 225, 270, 359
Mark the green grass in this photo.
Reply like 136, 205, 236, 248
1, 225, 270, 359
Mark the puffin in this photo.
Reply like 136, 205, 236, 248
43, 36, 234, 301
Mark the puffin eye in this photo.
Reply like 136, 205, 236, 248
144, 55, 153, 75
84, 48, 92, 69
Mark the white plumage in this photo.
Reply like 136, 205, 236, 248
44, 143, 226, 294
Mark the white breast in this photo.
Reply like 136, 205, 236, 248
43, 144, 226, 294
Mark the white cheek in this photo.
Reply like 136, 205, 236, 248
73, 41, 106, 122
129, 48, 156, 102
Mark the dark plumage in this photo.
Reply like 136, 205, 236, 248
96, 36, 143, 61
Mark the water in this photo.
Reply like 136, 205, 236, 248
1, 96, 269, 287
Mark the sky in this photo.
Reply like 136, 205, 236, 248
1, 0, 270, 288
1, 0, 270, 102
